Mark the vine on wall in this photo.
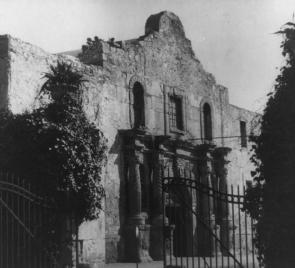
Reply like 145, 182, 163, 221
244, 22, 295, 267
0, 62, 107, 259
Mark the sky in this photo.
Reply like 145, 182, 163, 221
0, 0, 294, 112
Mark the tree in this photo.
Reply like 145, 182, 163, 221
0, 61, 107, 221
244, 22, 295, 267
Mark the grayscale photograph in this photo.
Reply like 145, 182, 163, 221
0, 0, 294, 267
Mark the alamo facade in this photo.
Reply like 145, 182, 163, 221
0, 11, 259, 267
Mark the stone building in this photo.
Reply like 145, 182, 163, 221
0, 11, 259, 267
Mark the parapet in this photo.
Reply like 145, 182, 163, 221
78, 11, 189, 66
145, 11, 186, 37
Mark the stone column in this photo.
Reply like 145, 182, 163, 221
213, 147, 232, 255
142, 156, 151, 216
150, 144, 170, 260
125, 141, 152, 262
152, 145, 165, 217
196, 144, 216, 257
128, 149, 144, 224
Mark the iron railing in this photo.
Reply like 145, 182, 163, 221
0, 172, 58, 268
162, 173, 260, 268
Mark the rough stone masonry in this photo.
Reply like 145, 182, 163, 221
0, 11, 259, 267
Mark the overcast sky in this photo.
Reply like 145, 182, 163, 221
0, 0, 294, 111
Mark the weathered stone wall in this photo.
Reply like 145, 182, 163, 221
80, 11, 259, 191
0, 35, 107, 267
0, 10, 260, 265
225, 104, 260, 187
79, 14, 239, 261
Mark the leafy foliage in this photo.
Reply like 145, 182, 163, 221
0, 61, 107, 221
244, 22, 295, 267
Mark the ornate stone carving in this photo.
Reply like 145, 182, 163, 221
213, 147, 231, 221
123, 135, 152, 262
129, 75, 146, 90
196, 144, 216, 256
150, 141, 170, 260
127, 142, 145, 225
213, 147, 232, 254
152, 144, 166, 217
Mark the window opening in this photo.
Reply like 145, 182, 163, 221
240, 121, 247, 148
133, 82, 145, 128
169, 95, 183, 131
203, 103, 212, 141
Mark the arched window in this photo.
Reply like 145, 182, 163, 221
133, 82, 145, 128
203, 103, 212, 141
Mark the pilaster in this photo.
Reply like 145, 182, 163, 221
122, 131, 152, 262
213, 146, 232, 255
196, 143, 216, 256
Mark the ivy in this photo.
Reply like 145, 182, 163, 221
244, 22, 295, 267
0, 61, 107, 221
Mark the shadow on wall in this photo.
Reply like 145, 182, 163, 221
107, 132, 126, 262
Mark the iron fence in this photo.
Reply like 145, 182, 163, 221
162, 172, 260, 268
0, 172, 59, 268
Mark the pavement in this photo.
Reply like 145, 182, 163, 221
105, 262, 163, 268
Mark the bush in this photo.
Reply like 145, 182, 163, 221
244, 22, 295, 267
0, 62, 107, 221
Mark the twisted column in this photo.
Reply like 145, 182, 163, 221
213, 147, 232, 255
125, 140, 152, 262
152, 145, 165, 217
196, 144, 216, 256
128, 149, 145, 225
150, 144, 170, 260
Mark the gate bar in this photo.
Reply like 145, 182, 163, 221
244, 185, 249, 268
231, 185, 236, 268
238, 186, 242, 265
162, 168, 167, 268
165, 177, 244, 267
0, 196, 34, 238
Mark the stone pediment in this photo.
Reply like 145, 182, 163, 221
145, 11, 186, 38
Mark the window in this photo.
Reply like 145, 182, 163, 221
203, 103, 212, 141
133, 82, 145, 128
169, 95, 183, 131
240, 121, 247, 148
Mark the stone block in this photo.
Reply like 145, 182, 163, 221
123, 224, 152, 263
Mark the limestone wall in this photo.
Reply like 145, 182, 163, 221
80, 11, 259, 191
80, 17, 238, 262
0, 11, 260, 265
79, 14, 260, 259
225, 104, 260, 187
0, 35, 107, 267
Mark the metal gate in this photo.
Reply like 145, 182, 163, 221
0, 172, 58, 268
162, 174, 260, 268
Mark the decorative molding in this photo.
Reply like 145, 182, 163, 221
129, 75, 146, 90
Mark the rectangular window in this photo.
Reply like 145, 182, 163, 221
169, 95, 183, 131
240, 121, 247, 148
